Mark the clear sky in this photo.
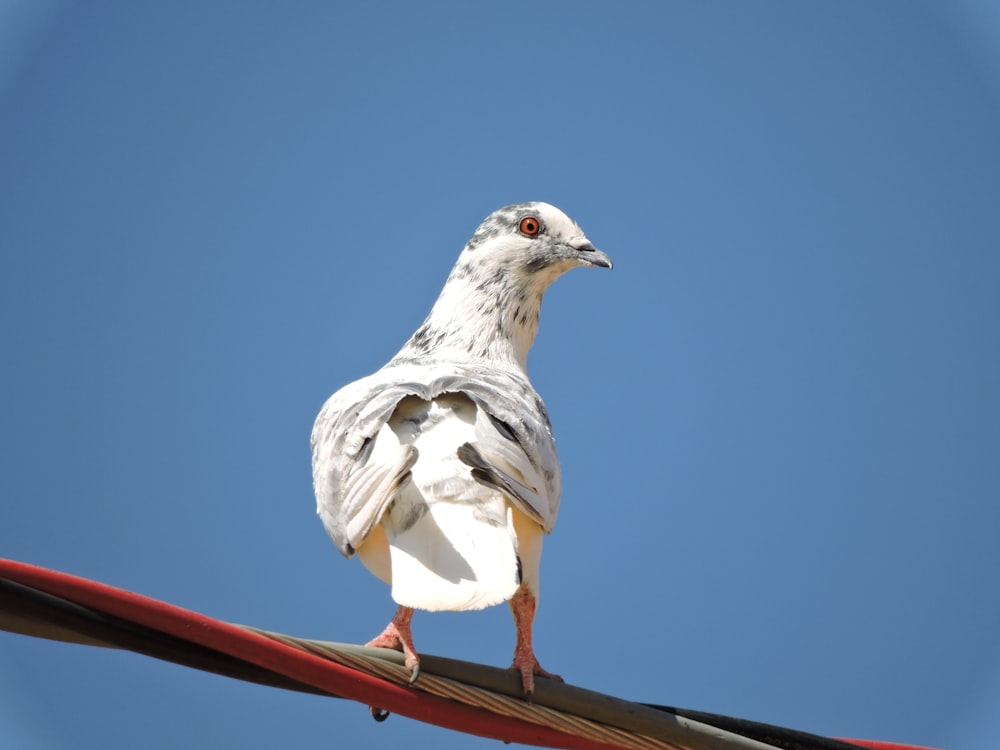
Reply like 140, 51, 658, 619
1, 2, 998, 749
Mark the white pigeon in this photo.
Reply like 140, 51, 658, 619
311, 202, 611, 696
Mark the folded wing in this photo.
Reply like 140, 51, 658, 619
312, 362, 561, 556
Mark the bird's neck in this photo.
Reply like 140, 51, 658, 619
393, 272, 547, 371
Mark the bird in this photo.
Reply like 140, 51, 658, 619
311, 202, 612, 697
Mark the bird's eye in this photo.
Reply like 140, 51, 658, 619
518, 217, 541, 237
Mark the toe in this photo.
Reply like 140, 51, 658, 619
535, 664, 563, 683
407, 659, 421, 684
510, 656, 562, 698
365, 633, 402, 651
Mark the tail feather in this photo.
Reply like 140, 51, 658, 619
384, 492, 520, 611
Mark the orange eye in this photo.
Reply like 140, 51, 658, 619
518, 216, 541, 237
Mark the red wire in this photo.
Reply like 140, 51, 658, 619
0, 558, 619, 750
0, 558, 938, 750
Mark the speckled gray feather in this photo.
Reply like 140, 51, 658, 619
312, 363, 560, 555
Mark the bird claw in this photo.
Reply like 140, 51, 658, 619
508, 585, 561, 699
366, 606, 421, 685
510, 656, 563, 699
366, 634, 422, 684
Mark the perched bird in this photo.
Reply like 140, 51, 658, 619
311, 202, 611, 696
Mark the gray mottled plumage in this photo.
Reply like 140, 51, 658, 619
313, 364, 559, 556
310, 201, 611, 692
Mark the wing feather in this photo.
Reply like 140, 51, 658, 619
311, 361, 561, 556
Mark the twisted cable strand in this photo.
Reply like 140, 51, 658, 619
245, 627, 680, 750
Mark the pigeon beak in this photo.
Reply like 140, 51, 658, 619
574, 241, 613, 269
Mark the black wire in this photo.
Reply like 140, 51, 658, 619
0, 577, 334, 698
0, 576, 874, 750
641, 703, 869, 750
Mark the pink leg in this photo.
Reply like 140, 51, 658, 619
366, 605, 420, 682
509, 584, 562, 698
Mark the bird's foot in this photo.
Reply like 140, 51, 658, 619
510, 650, 563, 699
508, 584, 561, 699
365, 605, 421, 683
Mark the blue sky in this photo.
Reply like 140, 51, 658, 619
1, 2, 998, 748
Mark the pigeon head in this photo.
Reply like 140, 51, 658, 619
394, 202, 611, 370
463, 202, 612, 282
